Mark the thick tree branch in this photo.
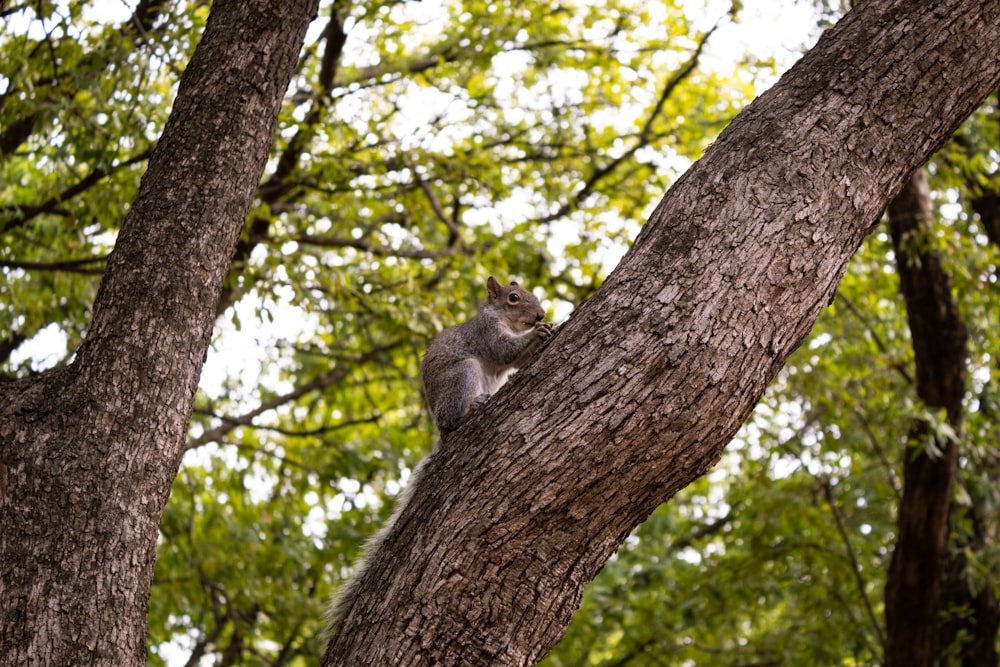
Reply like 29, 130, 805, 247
324, 0, 1000, 663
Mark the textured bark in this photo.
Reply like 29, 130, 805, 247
323, 1, 1000, 665
0, 1, 318, 665
883, 169, 967, 667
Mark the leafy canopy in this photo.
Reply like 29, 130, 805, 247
17, 2, 998, 666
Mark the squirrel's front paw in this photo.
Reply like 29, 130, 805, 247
534, 321, 554, 341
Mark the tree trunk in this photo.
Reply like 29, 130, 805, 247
0, 1, 317, 665
937, 132, 1000, 666
323, 0, 1000, 664
883, 169, 967, 667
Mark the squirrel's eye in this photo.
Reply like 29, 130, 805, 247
508, 293, 520, 303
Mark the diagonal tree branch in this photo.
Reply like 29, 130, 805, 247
535, 22, 721, 224
0, 151, 152, 233
293, 234, 467, 259
323, 1, 1000, 662
819, 476, 885, 650
0, 256, 107, 275
188, 343, 400, 449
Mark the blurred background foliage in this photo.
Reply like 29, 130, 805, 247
2, 0, 998, 664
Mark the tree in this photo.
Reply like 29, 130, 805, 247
882, 168, 967, 666
0, 0, 319, 664
935, 102, 1000, 666
322, 0, 1000, 664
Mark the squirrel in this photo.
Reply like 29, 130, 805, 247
421, 275, 553, 435
324, 276, 552, 637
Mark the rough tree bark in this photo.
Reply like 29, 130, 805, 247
0, 1, 318, 665
323, 0, 1000, 664
883, 169, 967, 666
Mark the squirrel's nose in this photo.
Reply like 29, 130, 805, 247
535, 313, 544, 322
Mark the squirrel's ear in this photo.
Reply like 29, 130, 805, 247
509, 281, 519, 286
486, 276, 501, 298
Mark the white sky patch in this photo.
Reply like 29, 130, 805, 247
701, 0, 822, 83
82, 0, 134, 24
199, 290, 319, 404
8, 324, 69, 372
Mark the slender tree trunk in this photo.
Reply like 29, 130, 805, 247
882, 169, 967, 667
0, 1, 318, 665
323, 0, 1000, 664
937, 139, 1000, 666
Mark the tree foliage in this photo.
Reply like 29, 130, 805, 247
3, 0, 767, 663
3, 0, 998, 664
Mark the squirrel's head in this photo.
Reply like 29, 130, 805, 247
485, 275, 545, 331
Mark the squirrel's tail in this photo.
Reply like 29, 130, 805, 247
321, 452, 434, 639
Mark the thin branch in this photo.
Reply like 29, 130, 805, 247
0, 332, 28, 365
187, 344, 400, 449
340, 45, 459, 87
848, 403, 902, 499
1, 4, 31, 19
534, 22, 720, 224
0, 150, 152, 233
415, 177, 463, 241
226, 441, 314, 472
0, 256, 107, 275
293, 234, 466, 259
192, 408, 380, 439
665, 502, 738, 554
188, 368, 351, 449
835, 292, 913, 385
820, 476, 886, 650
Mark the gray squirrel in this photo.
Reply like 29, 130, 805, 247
325, 276, 552, 637
421, 275, 553, 435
